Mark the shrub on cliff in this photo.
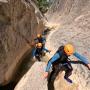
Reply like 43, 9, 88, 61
37, 0, 49, 13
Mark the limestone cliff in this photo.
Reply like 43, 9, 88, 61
0, 0, 43, 85
2, 0, 90, 90
45, 0, 90, 90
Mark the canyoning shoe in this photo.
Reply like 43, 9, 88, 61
64, 76, 73, 83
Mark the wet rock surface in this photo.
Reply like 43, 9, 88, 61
14, 62, 47, 90
45, 0, 90, 90
0, 0, 90, 90
0, 0, 43, 85
14, 0, 90, 90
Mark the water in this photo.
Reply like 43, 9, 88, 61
0, 82, 16, 90
0, 50, 35, 90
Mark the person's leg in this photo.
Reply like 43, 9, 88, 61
47, 65, 60, 90
47, 70, 55, 90
41, 51, 45, 56
64, 63, 73, 83
35, 55, 41, 61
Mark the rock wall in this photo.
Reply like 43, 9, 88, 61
14, 62, 47, 90
0, 0, 44, 85
10, 0, 90, 90
45, 0, 90, 90
46, 0, 90, 24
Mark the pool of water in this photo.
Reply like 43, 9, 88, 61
0, 82, 16, 90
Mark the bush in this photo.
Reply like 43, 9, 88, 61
37, 0, 49, 13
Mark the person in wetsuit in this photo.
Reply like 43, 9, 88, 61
33, 43, 50, 61
34, 34, 46, 45
44, 44, 90, 90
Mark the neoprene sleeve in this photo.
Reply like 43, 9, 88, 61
73, 52, 90, 64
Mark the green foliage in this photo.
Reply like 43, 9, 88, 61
37, 0, 49, 13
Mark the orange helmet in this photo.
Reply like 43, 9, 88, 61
36, 43, 42, 48
64, 44, 74, 55
37, 34, 41, 38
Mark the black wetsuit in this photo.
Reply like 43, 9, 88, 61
48, 46, 73, 90
34, 47, 43, 61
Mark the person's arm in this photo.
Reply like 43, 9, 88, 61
34, 38, 37, 41
73, 52, 90, 64
42, 37, 46, 43
45, 52, 61, 72
34, 38, 38, 42
43, 47, 50, 53
32, 48, 36, 57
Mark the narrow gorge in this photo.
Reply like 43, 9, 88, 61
0, 0, 90, 90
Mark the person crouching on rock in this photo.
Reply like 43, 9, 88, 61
34, 34, 46, 46
31, 34, 46, 48
32, 43, 51, 61
44, 44, 90, 90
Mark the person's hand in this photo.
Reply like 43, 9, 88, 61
31, 42, 35, 46
33, 56, 36, 60
73, 59, 78, 61
87, 63, 90, 70
49, 50, 51, 53
43, 72, 49, 79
